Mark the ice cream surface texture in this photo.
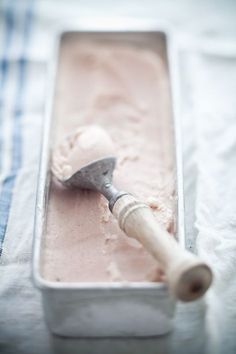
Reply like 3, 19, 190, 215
42, 36, 176, 283
52, 125, 115, 181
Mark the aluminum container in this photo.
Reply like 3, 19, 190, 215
32, 20, 184, 338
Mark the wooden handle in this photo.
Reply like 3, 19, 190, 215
112, 194, 213, 302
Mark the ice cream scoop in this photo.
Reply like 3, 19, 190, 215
52, 125, 213, 302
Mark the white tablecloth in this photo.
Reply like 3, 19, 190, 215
0, 1, 236, 353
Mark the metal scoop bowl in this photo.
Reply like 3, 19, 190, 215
63, 156, 126, 210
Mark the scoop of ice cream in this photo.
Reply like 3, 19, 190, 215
52, 125, 115, 180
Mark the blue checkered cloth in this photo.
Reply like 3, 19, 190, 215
0, 0, 34, 255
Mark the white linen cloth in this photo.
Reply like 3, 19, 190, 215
0, 1, 236, 353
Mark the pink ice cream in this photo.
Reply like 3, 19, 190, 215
52, 125, 115, 181
41, 38, 176, 283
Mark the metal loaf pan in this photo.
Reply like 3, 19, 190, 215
32, 20, 184, 338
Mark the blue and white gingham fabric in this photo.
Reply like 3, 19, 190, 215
0, 1, 236, 354
0, 0, 34, 255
